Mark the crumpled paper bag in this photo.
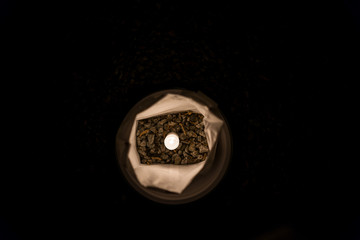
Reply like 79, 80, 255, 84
127, 93, 223, 193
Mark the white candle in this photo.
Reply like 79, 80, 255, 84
164, 132, 179, 150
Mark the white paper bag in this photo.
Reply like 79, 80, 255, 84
127, 93, 224, 193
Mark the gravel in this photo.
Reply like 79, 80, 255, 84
136, 111, 209, 164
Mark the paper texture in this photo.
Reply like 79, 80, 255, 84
127, 93, 223, 193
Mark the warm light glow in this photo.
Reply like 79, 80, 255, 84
164, 132, 179, 150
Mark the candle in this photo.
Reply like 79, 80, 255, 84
164, 132, 179, 150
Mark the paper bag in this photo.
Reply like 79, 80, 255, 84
127, 93, 223, 193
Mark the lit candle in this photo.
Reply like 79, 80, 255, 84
164, 132, 179, 150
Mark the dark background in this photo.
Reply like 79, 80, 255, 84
2, 0, 360, 239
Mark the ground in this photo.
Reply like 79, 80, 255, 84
2, 0, 360, 239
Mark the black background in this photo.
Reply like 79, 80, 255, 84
2, 0, 360, 239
